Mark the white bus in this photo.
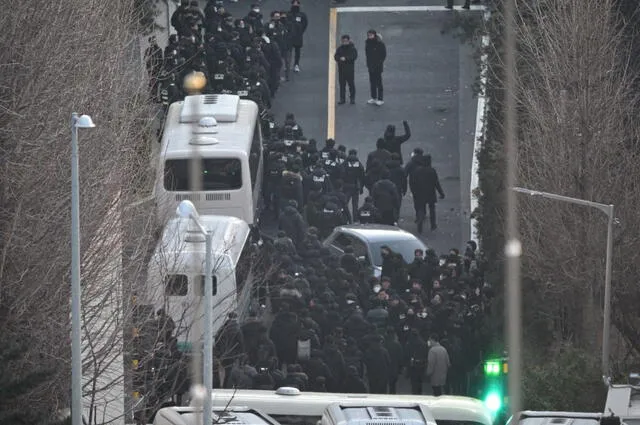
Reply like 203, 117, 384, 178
143, 214, 255, 350
156, 94, 264, 225
193, 388, 494, 425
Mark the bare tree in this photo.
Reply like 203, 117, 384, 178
509, 0, 640, 358
0, 0, 158, 422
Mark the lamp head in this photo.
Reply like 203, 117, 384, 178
75, 114, 95, 128
177, 200, 199, 218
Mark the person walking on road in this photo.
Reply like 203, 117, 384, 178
288, 0, 308, 73
365, 29, 386, 106
334, 34, 358, 104
426, 334, 450, 396
408, 154, 445, 233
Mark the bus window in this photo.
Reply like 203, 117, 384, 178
164, 158, 242, 191
165, 274, 188, 296
193, 275, 218, 296
250, 123, 261, 189
270, 415, 321, 425
235, 240, 253, 292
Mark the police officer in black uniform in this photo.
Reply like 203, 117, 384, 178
342, 149, 365, 216
356, 196, 380, 224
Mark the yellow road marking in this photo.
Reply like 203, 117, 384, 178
327, 8, 338, 139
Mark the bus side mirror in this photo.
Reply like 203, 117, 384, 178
601, 416, 621, 425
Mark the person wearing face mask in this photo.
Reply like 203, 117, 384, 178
287, 0, 308, 73
245, 4, 264, 33
426, 333, 450, 396
267, 11, 291, 81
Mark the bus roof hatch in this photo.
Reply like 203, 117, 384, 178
180, 94, 240, 123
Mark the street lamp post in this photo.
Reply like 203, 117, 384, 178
512, 187, 614, 385
70, 112, 95, 425
176, 200, 213, 425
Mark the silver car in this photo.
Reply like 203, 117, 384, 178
323, 224, 428, 278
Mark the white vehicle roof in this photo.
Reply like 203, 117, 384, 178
162, 94, 259, 159
201, 388, 492, 425
519, 412, 602, 419
154, 406, 281, 425
153, 215, 250, 269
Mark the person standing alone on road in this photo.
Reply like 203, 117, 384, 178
365, 29, 387, 106
288, 0, 308, 73
334, 34, 358, 104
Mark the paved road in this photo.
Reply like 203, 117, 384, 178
225, 0, 482, 393
217, 0, 480, 255
159, 0, 482, 396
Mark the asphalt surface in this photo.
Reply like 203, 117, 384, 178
222, 0, 481, 395
150, 0, 482, 397
215, 0, 480, 256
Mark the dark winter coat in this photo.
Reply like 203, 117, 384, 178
408, 156, 445, 204
279, 206, 307, 248
382, 121, 411, 163
387, 160, 407, 196
287, 9, 308, 47
372, 178, 401, 212
214, 318, 245, 368
366, 148, 392, 171
365, 34, 387, 72
384, 337, 404, 378
334, 42, 358, 75
278, 170, 304, 208
269, 311, 301, 365
342, 154, 365, 190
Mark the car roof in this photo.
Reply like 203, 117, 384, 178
335, 224, 418, 243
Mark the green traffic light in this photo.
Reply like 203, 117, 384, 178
484, 391, 503, 413
484, 361, 501, 376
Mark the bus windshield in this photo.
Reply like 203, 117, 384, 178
164, 158, 242, 191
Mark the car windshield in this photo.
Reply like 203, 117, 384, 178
370, 238, 426, 266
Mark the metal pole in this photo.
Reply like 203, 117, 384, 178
70, 112, 83, 425
203, 230, 213, 425
504, 0, 522, 415
602, 205, 614, 385
512, 188, 615, 386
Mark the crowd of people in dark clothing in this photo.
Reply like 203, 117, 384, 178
210, 235, 493, 396
144, 0, 309, 114
137, 0, 494, 417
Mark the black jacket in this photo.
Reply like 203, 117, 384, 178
334, 42, 358, 74
365, 35, 387, 72
409, 157, 445, 203
366, 148, 392, 171
387, 160, 407, 196
342, 155, 365, 190
382, 121, 411, 162
372, 178, 401, 211
288, 10, 308, 47
279, 206, 307, 247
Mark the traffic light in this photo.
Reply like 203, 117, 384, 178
482, 358, 508, 416
483, 386, 504, 413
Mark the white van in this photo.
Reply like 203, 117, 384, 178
156, 94, 264, 225
142, 214, 253, 350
